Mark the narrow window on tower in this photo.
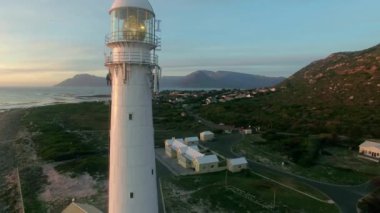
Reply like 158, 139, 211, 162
129, 113, 133, 120
130, 192, 134, 199
152, 169, 154, 175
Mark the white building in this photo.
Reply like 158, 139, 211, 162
227, 157, 248, 172
165, 138, 185, 158
242, 129, 252, 135
62, 201, 103, 213
359, 140, 380, 162
200, 131, 215, 142
164, 137, 221, 172
194, 155, 219, 173
184, 136, 199, 146
177, 146, 204, 169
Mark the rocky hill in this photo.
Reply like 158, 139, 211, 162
200, 43, 380, 139
280, 44, 380, 106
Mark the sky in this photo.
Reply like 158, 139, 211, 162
0, 0, 380, 86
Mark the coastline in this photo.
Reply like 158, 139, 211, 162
0, 109, 24, 211
0, 104, 109, 211
0, 86, 111, 112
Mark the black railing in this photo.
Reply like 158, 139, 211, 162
106, 31, 160, 47
105, 52, 158, 66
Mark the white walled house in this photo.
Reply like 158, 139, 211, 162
62, 201, 103, 213
165, 138, 185, 158
177, 146, 204, 169
359, 140, 380, 162
200, 131, 215, 142
227, 157, 248, 172
194, 155, 219, 173
242, 129, 252, 135
184, 136, 199, 146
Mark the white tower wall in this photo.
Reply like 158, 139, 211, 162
109, 64, 158, 213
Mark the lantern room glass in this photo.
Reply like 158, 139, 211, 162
111, 8, 155, 43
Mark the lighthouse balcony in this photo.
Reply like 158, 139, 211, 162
105, 52, 158, 66
106, 31, 161, 48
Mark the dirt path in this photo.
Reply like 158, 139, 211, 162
0, 110, 24, 211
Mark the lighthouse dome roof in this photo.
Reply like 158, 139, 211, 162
110, 0, 154, 14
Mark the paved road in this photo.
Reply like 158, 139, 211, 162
204, 138, 370, 213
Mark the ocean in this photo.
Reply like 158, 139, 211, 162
0, 86, 220, 112
0, 87, 111, 111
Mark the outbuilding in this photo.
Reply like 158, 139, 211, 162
194, 155, 219, 172
177, 146, 204, 169
359, 139, 380, 162
200, 131, 215, 142
165, 138, 185, 158
227, 157, 248, 172
62, 201, 103, 213
242, 129, 252, 135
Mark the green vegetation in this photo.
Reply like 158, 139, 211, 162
197, 45, 380, 184
199, 45, 380, 139
199, 95, 380, 139
162, 171, 338, 213
23, 102, 109, 178
20, 166, 48, 212
22, 101, 208, 177
236, 134, 380, 184
153, 102, 209, 146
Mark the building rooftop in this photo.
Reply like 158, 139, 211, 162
200, 131, 214, 135
62, 202, 103, 213
183, 147, 204, 161
361, 140, 380, 149
168, 138, 186, 150
185, 136, 200, 142
228, 157, 248, 165
196, 155, 219, 164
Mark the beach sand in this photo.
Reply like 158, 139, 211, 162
0, 110, 23, 211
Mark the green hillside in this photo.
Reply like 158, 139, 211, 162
200, 44, 380, 140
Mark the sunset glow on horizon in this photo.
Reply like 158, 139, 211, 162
1, 0, 380, 86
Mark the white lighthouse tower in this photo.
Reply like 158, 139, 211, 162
105, 0, 161, 212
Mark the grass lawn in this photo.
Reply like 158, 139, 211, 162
236, 134, 379, 185
162, 171, 338, 213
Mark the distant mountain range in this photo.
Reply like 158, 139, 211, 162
55, 71, 285, 89
55, 74, 106, 87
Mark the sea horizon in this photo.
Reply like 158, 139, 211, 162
0, 86, 223, 111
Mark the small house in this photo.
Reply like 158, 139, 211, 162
165, 138, 185, 158
227, 157, 248, 172
359, 140, 380, 162
62, 201, 103, 213
200, 131, 215, 142
242, 129, 252, 135
194, 155, 219, 173
177, 146, 204, 169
